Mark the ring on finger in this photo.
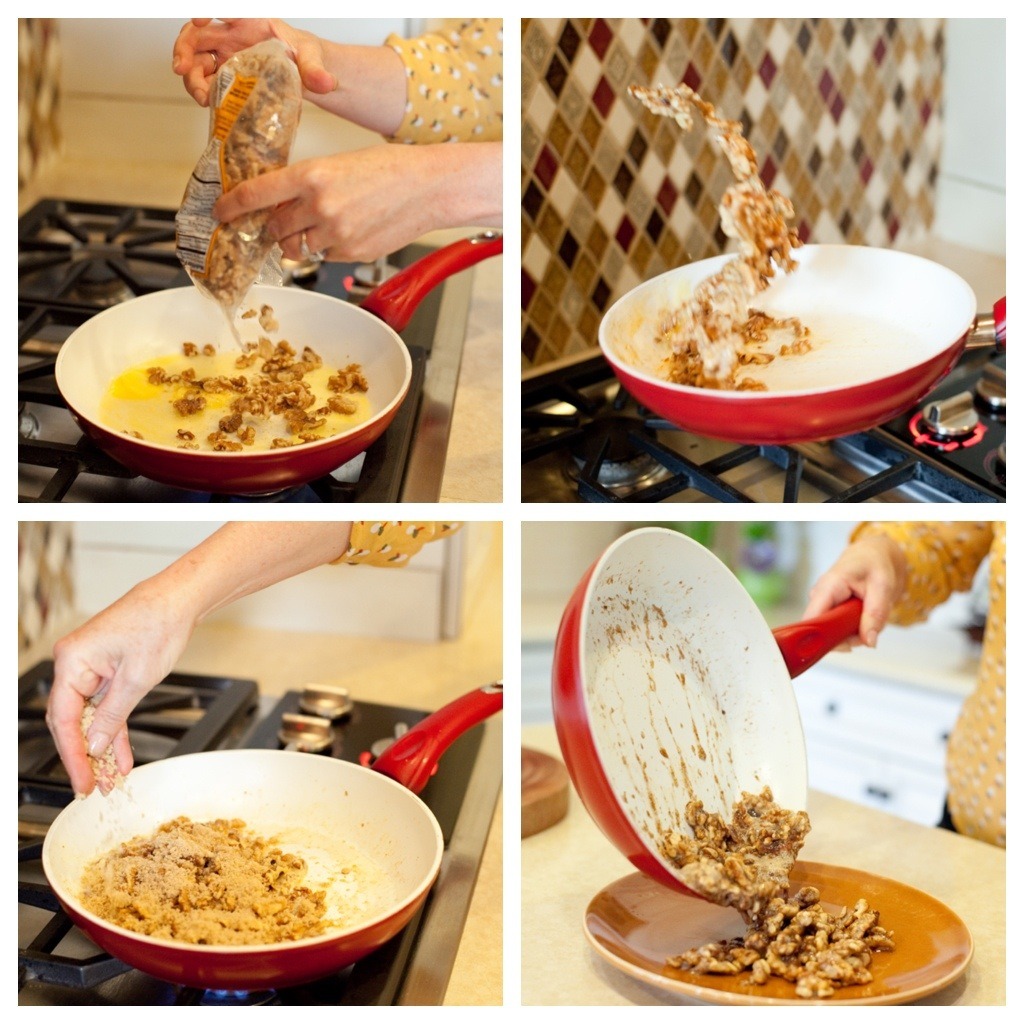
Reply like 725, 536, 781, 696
209, 50, 219, 74
300, 230, 327, 264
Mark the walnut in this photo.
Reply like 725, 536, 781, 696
628, 82, 809, 388
662, 790, 894, 998
173, 390, 207, 416
327, 364, 369, 394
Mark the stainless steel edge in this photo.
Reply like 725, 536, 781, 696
400, 266, 475, 502
397, 715, 503, 1005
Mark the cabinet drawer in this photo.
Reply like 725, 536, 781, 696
805, 739, 948, 827
794, 666, 962, 772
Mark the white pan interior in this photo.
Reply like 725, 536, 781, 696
42, 750, 442, 950
602, 244, 977, 393
580, 527, 807, 862
55, 285, 412, 447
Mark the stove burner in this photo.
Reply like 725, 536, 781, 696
566, 415, 672, 492
918, 392, 981, 441
68, 260, 134, 305
975, 361, 1006, 412
200, 990, 277, 1006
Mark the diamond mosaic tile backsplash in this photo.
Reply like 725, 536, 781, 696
19, 523, 74, 653
522, 18, 945, 366
18, 18, 62, 192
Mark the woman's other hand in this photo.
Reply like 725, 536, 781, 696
802, 534, 908, 649
172, 18, 335, 106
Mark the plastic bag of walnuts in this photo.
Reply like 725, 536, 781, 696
175, 39, 302, 326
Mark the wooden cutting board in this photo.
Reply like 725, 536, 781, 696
521, 747, 570, 837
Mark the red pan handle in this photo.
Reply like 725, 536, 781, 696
359, 231, 503, 333
771, 598, 863, 679
995, 296, 1006, 343
371, 682, 503, 793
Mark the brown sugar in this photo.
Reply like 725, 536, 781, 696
79, 816, 335, 945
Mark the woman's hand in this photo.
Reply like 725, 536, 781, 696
802, 535, 908, 649
213, 142, 503, 264
172, 18, 335, 106
47, 581, 199, 797
46, 523, 352, 795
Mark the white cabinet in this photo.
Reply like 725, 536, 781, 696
794, 661, 966, 827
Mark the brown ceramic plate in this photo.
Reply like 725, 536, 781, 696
585, 862, 973, 1005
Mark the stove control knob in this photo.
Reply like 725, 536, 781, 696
997, 442, 1006, 467
921, 391, 979, 439
975, 362, 1006, 412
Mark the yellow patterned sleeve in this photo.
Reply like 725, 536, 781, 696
333, 522, 462, 568
850, 521, 994, 626
386, 19, 503, 143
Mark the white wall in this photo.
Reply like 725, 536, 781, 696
71, 521, 475, 643
934, 19, 1006, 254
56, 18, 425, 165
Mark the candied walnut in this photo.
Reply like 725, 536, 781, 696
147, 366, 169, 385
173, 390, 207, 416
176, 429, 196, 441
219, 412, 243, 434
271, 437, 295, 448
662, 789, 894, 999
182, 342, 199, 357
661, 787, 810, 925
241, 308, 258, 319
202, 343, 216, 356
238, 426, 256, 446
178, 441, 200, 450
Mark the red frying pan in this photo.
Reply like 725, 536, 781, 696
42, 683, 502, 990
552, 527, 859, 898
600, 245, 1005, 444
55, 233, 502, 495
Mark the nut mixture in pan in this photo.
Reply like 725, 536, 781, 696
660, 788, 894, 999
100, 305, 372, 451
79, 816, 339, 945
629, 84, 810, 390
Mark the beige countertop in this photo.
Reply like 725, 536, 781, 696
521, 723, 1004, 1007
19, 155, 502, 503
19, 546, 503, 1005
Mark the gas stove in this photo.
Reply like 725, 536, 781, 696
522, 344, 1005, 503
18, 661, 500, 1005
18, 198, 474, 502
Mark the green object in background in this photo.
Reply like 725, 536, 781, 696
736, 522, 786, 610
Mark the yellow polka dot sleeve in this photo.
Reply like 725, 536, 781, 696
850, 521, 994, 625
851, 521, 1005, 847
333, 522, 461, 568
386, 19, 503, 143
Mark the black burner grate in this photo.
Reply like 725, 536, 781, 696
522, 352, 1004, 502
18, 199, 447, 503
